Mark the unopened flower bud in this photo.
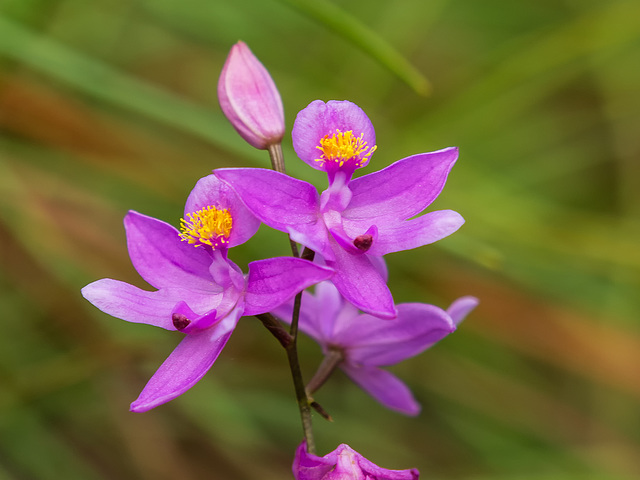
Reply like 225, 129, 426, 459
218, 41, 285, 149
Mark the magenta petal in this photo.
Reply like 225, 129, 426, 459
341, 365, 420, 416
287, 223, 335, 262
130, 308, 241, 412
292, 100, 376, 171
243, 257, 333, 316
293, 441, 335, 479
270, 290, 320, 340
81, 279, 219, 330
447, 295, 479, 326
124, 211, 214, 291
352, 210, 464, 257
344, 148, 459, 223
271, 282, 357, 344
215, 168, 319, 226
293, 442, 419, 480
327, 241, 396, 319
215, 168, 334, 259
345, 303, 455, 365
368, 255, 389, 282
328, 220, 378, 256
184, 174, 260, 248
313, 280, 358, 341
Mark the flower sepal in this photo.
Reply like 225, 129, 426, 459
293, 441, 419, 480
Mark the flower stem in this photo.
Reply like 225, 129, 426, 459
306, 348, 344, 395
254, 313, 292, 348
286, 246, 316, 454
267, 143, 300, 257
267, 143, 286, 174
265, 144, 316, 453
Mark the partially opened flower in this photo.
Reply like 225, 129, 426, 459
215, 100, 464, 319
273, 281, 478, 415
218, 41, 285, 149
293, 441, 419, 480
82, 175, 332, 412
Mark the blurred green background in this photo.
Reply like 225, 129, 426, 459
1, 0, 639, 478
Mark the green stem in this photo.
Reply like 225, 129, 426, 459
267, 143, 299, 257
286, 246, 316, 454
267, 143, 286, 174
306, 348, 344, 395
254, 313, 292, 348
265, 144, 315, 453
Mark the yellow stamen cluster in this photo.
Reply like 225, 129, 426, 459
179, 206, 233, 248
315, 129, 377, 168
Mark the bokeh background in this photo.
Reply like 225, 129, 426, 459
1, 0, 639, 478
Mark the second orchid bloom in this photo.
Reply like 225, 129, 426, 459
82, 175, 332, 412
273, 281, 478, 415
216, 100, 464, 319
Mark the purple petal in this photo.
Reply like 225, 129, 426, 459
447, 295, 479, 325
170, 301, 217, 333
313, 280, 359, 341
293, 441, 336, 479
243, 257, 333, 316
293, 442, 419, 480
341, 365, 420, 416
81, 279, 220, 330
344, 303, 455, 365
271, 281, 359, 345
130, 308, 241, 412
343, 148, 459, 224
215, 168, 334, 259
287, 224, 335, 262
344, 444, 419, 480
124, 211, 214, 291
326, 240, 396, 319
292, 100, 376, 171
270, 290, 321, 340
217, 41, 284, 149
368, 255, 389, 282
215, 168, 318, 225
184, 174, 260, 248
346, 210, 464, 257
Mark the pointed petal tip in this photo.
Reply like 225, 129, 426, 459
129, 389, 174, 413
366, 305, 398, 320
129, 397, 169, 413
129, 402, 147, 413
447, 295, 479, 326
404, 403, 422, 417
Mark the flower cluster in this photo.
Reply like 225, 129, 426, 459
81, 41, 477, 477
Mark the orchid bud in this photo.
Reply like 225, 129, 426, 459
217, 41, 285, 149
293, 442, 419, 480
